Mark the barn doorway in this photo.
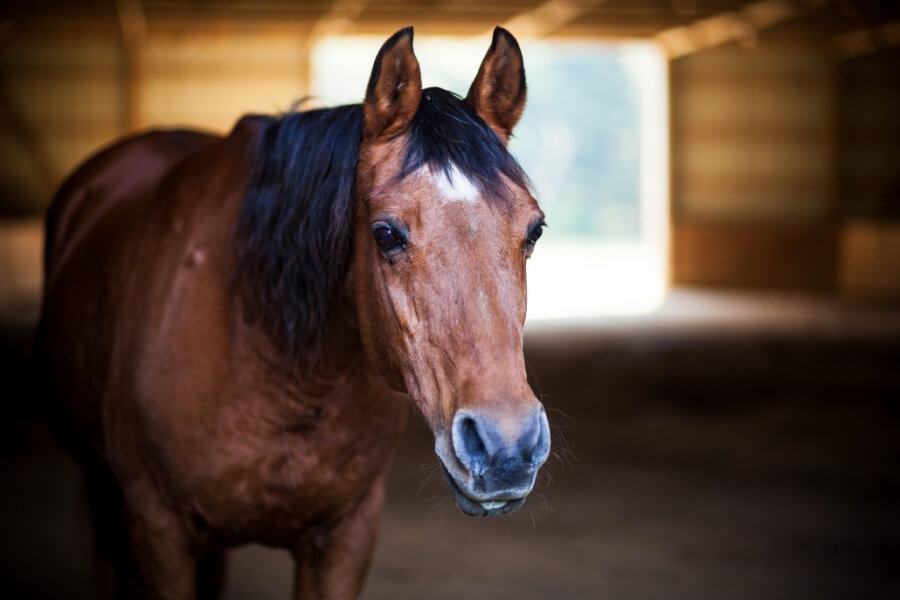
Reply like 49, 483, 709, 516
312, 36, 669, 321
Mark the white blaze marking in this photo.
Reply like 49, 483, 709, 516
432, 164, 480, 204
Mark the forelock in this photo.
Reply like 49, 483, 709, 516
398, 87, 530, 203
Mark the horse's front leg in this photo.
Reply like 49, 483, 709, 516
292, 476, 387, 600
125, 483, 200, 600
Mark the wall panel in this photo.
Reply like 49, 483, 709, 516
670, 42, 837, 288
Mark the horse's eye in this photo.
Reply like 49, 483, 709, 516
372, 223, 407, 254
526, 221, 545, 247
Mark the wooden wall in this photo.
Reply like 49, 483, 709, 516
837, 48, 900, 296
0, 30, 123, 213
140, 31, 309, 129
670, 41, 838, 289
0, 23, 312, 215
839, 48, 900, 221
669, 20, 900, 296
0, 22, 315, 317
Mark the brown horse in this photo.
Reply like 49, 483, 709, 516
37, 26, 549, 599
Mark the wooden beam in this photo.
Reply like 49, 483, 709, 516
296, 1, 374, 96
495, 0, 610, 38
831, 20, 900, 59
303, 0, 369, 48
656, 0, 833, 58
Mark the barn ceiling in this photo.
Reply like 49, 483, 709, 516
2, 0, 898, 39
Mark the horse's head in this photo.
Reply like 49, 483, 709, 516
353, 27, 549, 516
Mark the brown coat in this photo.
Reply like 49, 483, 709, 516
38, 27, 548, 600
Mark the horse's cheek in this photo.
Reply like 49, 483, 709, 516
356, 284, 407, 394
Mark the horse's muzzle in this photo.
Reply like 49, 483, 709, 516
436, 406, 550, 517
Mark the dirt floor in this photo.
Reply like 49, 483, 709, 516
1, 290, 899, 599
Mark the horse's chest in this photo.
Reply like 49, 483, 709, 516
183, 392, 405, 544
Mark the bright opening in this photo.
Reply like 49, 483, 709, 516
312, 36, 668, 322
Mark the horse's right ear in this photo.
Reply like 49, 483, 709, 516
363, 27, 422, 141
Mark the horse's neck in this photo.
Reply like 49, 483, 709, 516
230, 291, 365, 401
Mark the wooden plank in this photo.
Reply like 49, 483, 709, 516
838, 221, 900, 297
672, 222, 837, 289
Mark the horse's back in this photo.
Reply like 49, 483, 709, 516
45, 130, 218, 273
39, 129, 219, 458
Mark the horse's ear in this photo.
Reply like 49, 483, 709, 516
466, 27, 526, 144
363, 27, 422, 141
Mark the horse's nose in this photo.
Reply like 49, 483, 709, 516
451, 406, 550, 481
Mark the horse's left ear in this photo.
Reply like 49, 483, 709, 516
364, 27, 422, 141
466, 27, 527, 144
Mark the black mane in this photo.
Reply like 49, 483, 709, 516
402, 88, 529, 199
234, 88, 529, 362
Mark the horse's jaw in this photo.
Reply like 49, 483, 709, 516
440, 464, 528, 517
433, 436, 538, 517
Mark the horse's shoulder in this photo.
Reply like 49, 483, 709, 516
149, 115, 275, 212
45, 128, 220, 270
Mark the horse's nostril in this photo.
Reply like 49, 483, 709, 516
451, 407, 551, 480
456, 416, 488, 475
519, 412, 541, 463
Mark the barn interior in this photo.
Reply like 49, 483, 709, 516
1, 1, 899, 598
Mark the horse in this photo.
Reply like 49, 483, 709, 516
37, 26, 550, 599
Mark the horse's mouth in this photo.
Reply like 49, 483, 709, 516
440, 465, 526, 517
